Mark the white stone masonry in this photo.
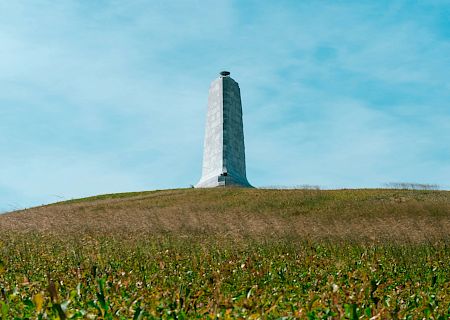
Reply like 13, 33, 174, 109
196, 72, 252, 188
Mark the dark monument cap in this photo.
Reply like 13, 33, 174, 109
220, 71, 230, 76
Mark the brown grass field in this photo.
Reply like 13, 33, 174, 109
1, 188, 450, 243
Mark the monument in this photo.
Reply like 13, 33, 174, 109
196, 71, 253, 188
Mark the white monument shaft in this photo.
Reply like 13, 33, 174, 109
196, 72, 252, 188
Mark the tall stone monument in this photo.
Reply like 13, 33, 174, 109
196, 71, 252, 188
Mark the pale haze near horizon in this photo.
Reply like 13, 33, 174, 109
1, 1, 449, 211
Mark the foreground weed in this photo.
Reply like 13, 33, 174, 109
0, 234, 449, 319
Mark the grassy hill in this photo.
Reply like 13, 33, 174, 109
2, 188, 450, 242
1, 188, 450, 319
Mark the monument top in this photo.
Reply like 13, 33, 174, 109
220, 71, 230, 77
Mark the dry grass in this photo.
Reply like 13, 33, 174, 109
1, 188, 449, 243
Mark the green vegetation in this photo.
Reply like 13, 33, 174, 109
1, 188, 449, 319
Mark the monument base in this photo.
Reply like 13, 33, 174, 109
195, 173, 253, 188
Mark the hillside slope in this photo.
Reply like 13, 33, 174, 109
1, 188, 449, 243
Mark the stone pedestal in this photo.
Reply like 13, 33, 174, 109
196, 72, 252, 188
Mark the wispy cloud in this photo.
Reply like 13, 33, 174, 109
1, 1, 449, 209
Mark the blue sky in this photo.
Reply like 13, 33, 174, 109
1, 0, 449, 211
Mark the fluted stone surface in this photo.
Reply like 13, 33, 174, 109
196, 72, 252, 188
